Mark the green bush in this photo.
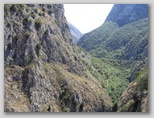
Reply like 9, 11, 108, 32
36, 43, 41, 50
25, 32, 30, 38
4, 5, 9, 12
63, 107, 70, 112
10, 4, 20, 12
29, 18, 33, 23
35, 19, 42, 30
39, 11, 44, 16
23, 17, 29, 26
36, 43, 41, 57
31, 12, 35, 19
26, 6, 29, 12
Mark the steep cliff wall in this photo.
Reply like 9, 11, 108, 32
4, 4, 112, 112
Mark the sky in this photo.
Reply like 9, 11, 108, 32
64, 4, 114, 33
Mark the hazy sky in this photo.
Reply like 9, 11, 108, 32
64, 4, 114, 33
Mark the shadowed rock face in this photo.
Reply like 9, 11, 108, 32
105, 4, 148, 27
4, 4, 112, 112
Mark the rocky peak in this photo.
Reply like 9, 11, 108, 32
105, 4, 148, 26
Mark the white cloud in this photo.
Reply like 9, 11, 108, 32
64, 4, 114, 33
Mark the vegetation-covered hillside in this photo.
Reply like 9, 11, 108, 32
77, 4, 148, 110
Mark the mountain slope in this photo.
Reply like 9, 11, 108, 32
77, 4, 148, 110
4, 4, 112, 112
77, 22, 119, 51
68, 23, 83, 43
77, 4, 148, 61
90, 18, 148, 60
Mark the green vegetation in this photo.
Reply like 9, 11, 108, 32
77, 18, 148, 105
26, 6, 29, 12
39, 11, 44, 16
31, 12, 35, 19
25, 31, 30, 38
77, 22, 119, 51
35, 19, 42, 30
23, 16, 29, 26
118, 61, 148, 112
36, 43, 41, 50
78, 19, 148, 61
62, 107, 70, 112
10, 4, 20, 12
4, 5, 9, 12
10, 4, 23, 12
36, 43, 41, 57
78, 49, 130, 104
87, 19, 148, 61
135, 64, 148, 94
92, 57, 130, 104
120, 100, 135, 112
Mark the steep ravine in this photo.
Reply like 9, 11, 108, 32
4, 4, 112, 112
4, 4, 148, 112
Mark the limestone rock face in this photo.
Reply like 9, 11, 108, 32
4, 4, 112, 112
105, 4, 148, 27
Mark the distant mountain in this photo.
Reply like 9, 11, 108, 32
68, 23, 83, 43
105, 4, 148, 27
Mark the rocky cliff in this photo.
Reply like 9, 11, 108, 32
4, 4, 112, 112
